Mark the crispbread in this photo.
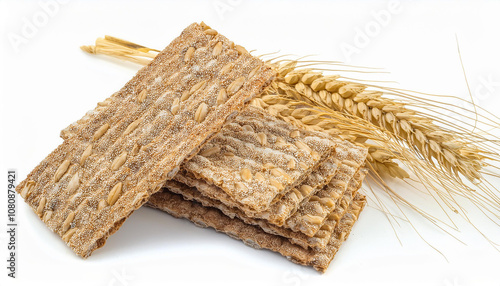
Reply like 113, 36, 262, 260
162, 165, 364, 250
147, 190, 366, 273
174, 154, 340, 226
285, 143, 368, 236
172, 139, 367, 229
16, 22, 275, 257
182, 106, 337, 212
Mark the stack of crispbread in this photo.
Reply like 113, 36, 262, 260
148, 107, 369, 272
17, 22, 368, 273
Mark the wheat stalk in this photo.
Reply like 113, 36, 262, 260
267, 61, 500, 182
78, 35, 500, 248
79, 36, 500, 180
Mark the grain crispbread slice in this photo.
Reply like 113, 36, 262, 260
285, 143, 368, 236
16, 22, 275, 258
162, 166, 364, 250
147, 190, 366, 273
172, 140, 366, 228
180, 106, 337, 212
174, 154, 340, 226
172, 140, 365, 226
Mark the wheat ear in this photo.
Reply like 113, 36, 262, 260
78, 36, 500, 249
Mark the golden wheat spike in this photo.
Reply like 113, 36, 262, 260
79, 36, 500, 249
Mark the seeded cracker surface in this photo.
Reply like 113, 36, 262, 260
173, 140, 366, 234
160, 166, 365, 250
173, 154, 340, 226
16, 22, 275, 258
147, 190, 366, 273
182, 106, 337, 211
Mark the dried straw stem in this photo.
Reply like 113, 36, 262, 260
81, 36, 159, 65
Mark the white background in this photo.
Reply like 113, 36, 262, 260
1, 0, 500, 285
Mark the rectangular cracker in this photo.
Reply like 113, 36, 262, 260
175, 153, 340, 226
15, 22, 275, 258
173, 140, 366, 229
174, 141, 367, 226
176, 106, 338, 212
147, 190, 366, 273
162, 165, 364, 250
